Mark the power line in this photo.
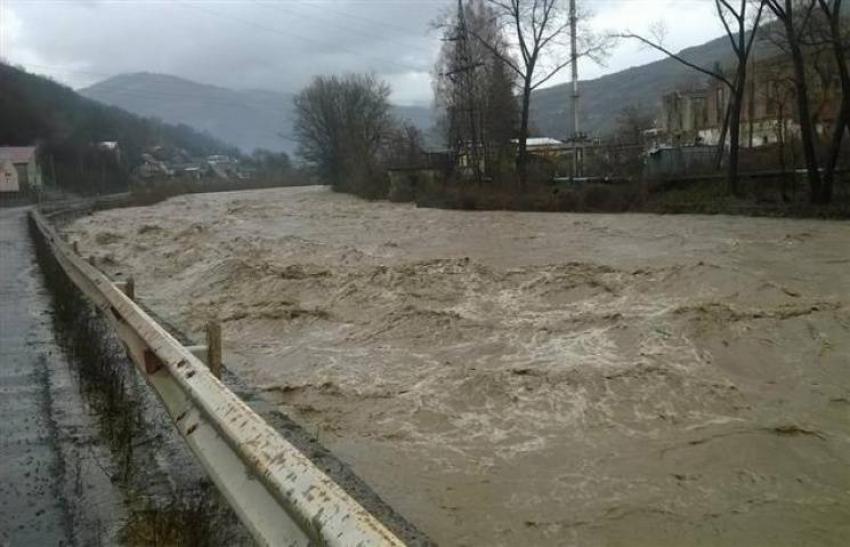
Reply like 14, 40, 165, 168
253, 0, 436, 57
18, 63, 295, 107
174, 0, 429, 73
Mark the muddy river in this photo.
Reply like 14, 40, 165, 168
65, 186, 850, 546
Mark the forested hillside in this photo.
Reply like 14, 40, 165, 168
530, 32, 750, 138
0, 63, 237, 194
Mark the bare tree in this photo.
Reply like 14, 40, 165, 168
434, 0, 518, 182
623, 1, 765, 196
471, 0, 610, 182
293, 74, 393, 197
763, 0, 824, 202
436, 0, 484, 182
813, 0, 849, 202
384, 123, 426, 169
758, 58, 799, 198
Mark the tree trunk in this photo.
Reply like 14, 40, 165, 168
517, 77, 532, 184
727, 60, 748, 196
715, 98, 732, 169
727, 85, 744, 196
748, 58, 756, 149
822, 102, 848, 203
778, 106, 791, 201
820, 0, 850, 204
785, 21, 822, 202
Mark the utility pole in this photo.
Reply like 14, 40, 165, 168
445, 0, 484, 183
570, 0, 579, 139
569, 0, 582, 178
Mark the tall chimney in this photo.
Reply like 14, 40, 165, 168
570, 0, 580, 139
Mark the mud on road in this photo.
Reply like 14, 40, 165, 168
65, 186, 850, 546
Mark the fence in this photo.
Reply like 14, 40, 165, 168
30, 209, 407, 547
644, 145, 719, 179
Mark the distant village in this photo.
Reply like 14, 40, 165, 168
1, 141, 251, 198
134, 146, 249, 181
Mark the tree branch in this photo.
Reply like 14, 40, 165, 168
619, 32, 735, 88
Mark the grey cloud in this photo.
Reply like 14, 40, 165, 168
5, 0, 722, 105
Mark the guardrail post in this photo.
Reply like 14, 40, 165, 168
125, 276, 135, 301
114, 276, 135, 301
30, 210, 411, 546
206, 320, 222, 379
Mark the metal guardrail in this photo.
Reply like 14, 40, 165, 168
31, 210, 407, 547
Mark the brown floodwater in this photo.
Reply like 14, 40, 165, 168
65, 186, 850, 546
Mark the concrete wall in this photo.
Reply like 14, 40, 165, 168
645, 146, 719, 178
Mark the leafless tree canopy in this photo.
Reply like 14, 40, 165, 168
473, 0, 613, 180
434, 0, 519, 180
623, 1, 765, 195
808, 0, 849, 201
762, 0, 827, 200
294, 73, 394, 196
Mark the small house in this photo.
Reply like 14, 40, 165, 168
0, 146, 43, 195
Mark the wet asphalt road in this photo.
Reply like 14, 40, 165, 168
0, 206, 71, 545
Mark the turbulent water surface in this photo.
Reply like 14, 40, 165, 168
65, 186, 850, 546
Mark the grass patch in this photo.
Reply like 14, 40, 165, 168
411, 174, 850, 218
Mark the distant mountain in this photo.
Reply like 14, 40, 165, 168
81, 26, 800, 153
82, 73, 437, 155
82, 73, 296, 154
527, 10, 842, 140
530, 32, 748, 139
1, 63, 235, 194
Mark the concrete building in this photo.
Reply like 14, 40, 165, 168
661, 89, 710, 145
659, 52, 843, 149
0, 146, 43, 195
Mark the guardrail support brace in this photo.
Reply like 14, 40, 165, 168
143, 349, 164, 374
124, 276, 135, 301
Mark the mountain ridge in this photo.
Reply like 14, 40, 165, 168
82, 73, 436, 154
0, 62, 236, 193
80, 29, 771, 152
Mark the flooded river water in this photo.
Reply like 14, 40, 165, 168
65, 186, 850, 546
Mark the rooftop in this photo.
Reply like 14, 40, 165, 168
0, 146, 37, 163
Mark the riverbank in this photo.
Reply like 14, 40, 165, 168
410, 176, 850, 218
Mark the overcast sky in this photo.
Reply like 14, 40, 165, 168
2, 0, 726, 105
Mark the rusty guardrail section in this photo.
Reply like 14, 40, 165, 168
31, 209, 406, 547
